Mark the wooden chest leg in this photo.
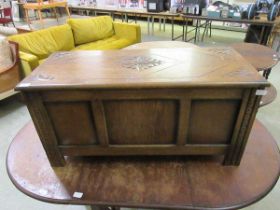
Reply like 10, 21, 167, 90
223, 89, 262, 166
23, 93, 66, 167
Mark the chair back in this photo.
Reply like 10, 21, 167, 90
3, 8, 12, 18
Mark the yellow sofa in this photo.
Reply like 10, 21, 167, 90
9, 16, 141, 76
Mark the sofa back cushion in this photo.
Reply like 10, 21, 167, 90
67, 16, 114, 45
8, 24, 74, 59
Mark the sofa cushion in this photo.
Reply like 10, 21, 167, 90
0, 39, 13, 72
72, 35, 133, 51
0, 26, 18, 36
8, 24, 74, 59
67, 16, 114, 45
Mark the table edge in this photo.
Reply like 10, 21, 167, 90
5, 120, 280, 210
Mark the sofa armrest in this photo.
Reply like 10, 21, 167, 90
19, 51, 39, 77
113, 22, 141, 43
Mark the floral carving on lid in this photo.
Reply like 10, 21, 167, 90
121, 55, 172, 72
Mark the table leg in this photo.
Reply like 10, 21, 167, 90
147, 16, 150, 35
184, 18, 188, 41
197, 20, 201, 42
202, 20, 208, 42
209, 21, 212, 37
24, 8, 31, 29
152, 16, 154, 35
171, 17, 174, 40
65, 5, 71, 18
259, 25, 265, 45
37, 9, 44, 28
263, 68, 272, 79
182, 21, 185, 41
125, 13, 128, 22
163, 17, 166, 32
112, 12, 115, 21
53, 8, 58, 23
194, 19, 199, 43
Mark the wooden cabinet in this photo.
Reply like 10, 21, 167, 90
16, 47, 269, 166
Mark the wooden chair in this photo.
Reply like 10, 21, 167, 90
0, 7, 15, 27
0, 41, 21, 100
23, 0, 71, 29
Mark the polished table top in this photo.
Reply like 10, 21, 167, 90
230, 43, 279, 72
6, 120, 280, 209
260, 84, 278, 107
230, 43, 278, 106
124, 41, 199, 49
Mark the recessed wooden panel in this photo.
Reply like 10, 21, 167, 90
188, 100, 241, 144
45, 102, 98, 145
103, 100, 178, 145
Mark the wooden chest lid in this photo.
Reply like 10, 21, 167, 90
16, 47, 269, 90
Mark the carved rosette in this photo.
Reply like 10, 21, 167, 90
121, 55, 164, 72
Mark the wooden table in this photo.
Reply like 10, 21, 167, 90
230, 43, 278, 107
260, 85, 278, 107
68, 5, 179, 36
6, 120, 280, 210
230, 43, 279, 79
180, 14, 280, 45
23, 0, 71, 29
124, 41, 198, 49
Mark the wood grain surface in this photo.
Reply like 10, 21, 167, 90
15, 46, 270, 166
15, 47, 269, 91
260, 85, 277, 107
6, 120, 280, 210
230, 43, 279, 72
124, 41, 199, 50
